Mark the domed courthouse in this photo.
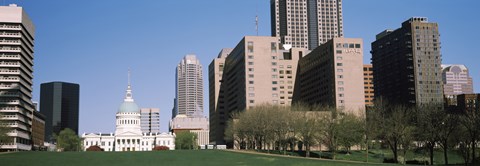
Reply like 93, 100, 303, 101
82, 78, 175, 151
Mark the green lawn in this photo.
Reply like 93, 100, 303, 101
0, 150, 393, 166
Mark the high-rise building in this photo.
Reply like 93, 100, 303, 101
211, 36, 307, 145
140, 108, 160, 133
208, 48, 232, 144
40, 82, 79, 142
0, 4, 36, 151
371, 17, 443, 106
271, 0, 344, 49
442, 64, 474, 106
293, 38, 365, 115
363, 64, 374, 107
175, 55, 203, 118
32, 110, 45, 150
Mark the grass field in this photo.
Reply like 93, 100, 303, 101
0, 150, 394, 166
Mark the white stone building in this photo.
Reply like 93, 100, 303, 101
82, 76, 175, 151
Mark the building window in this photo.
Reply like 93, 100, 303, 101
249, 87, 254, 91
336, 50, 342, 54
272, 81, 278, 84
355, 44, 361, 48
338, 87, 344, 91
339, 94, 344, 97
271, 42, 277, 53
337, 63, 343, 66
248, 62, 254, 65
337, 56, 342, 60
272, 94, 278, 97
249, 93, 255, 97
248, 74, 254, 78
338, 75, 343, 78
248, 68, 254, 72
272, 62, 277, 66
249, 100, 255, 104
272, 68, 277, 72
338, 81, 344, 85
272, 87, 278, 91
337, 69, 343, 72
248, 55, 254, 59
248, 41, 254, 53
249, 81, 254, 84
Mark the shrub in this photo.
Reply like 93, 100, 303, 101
86, 145, 104, 151
153, 146, 170, 151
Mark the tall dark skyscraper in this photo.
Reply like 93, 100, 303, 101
0, 4, 36, 151
371, 17, 443, 106
40, 82, 79, 142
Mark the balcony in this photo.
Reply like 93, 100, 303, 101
0, 39, 21, 45
0, 24, 21, 30
0, 32, 21, 38
0, 47, 21, 52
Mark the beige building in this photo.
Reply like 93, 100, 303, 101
170, 115, 209, 146
210, 36, 308, 145
0, 4, 36, 151
293, 38, 365, 115
363, 64, 374, 107
208, 48, 232, 144
442, 64, 474, 106
271, 0, 344, 49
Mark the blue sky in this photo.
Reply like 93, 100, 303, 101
12, 0, 480, 134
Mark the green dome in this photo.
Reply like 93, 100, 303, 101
118, 101, 140, 113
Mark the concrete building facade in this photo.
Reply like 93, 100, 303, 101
211, 36, 308, 145
40, 82, 79, 142
208, 48, 232, 144
170, 115, 209, 146
363, 64, 374, 107
371, 17, 443, 106
271, 0, 344, 49
32, 110, 45, 150
293, 38, 365, 115
0, 4, 36, 151
442, 64, 474, 106
175, 55, 203, 118
140, 108, 160, 133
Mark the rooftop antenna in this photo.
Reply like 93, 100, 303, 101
255, 1, 259, 36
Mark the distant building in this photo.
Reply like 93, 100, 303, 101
32, 110, 45, 150
293, 38, 365, 115
175, 55, 204, 118
364, 64, 374, 107
457, 94, 480, 113
211, 36, 308, 145
371, 17, 443, 106
40, 82, 79, 142
208, 48, 232, 144
170, 115, 209, 146
140, 108, 160, 133
82, 73, 175, 151
271, 0, 344, 49
442, 64, 474, 106
0, 4, 36, 151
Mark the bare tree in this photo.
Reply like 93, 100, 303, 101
415, 103, 444, 165
437, 112, 459, 165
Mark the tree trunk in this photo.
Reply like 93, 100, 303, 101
443, 143, 449, 165
429, 146, 434, 165
306, 143, 310, 157
472, 140, 476, 165
393, 141, 398, 163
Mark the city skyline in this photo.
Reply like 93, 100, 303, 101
11, 0, 479, 134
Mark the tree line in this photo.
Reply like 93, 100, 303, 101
224, 100, 480, 165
